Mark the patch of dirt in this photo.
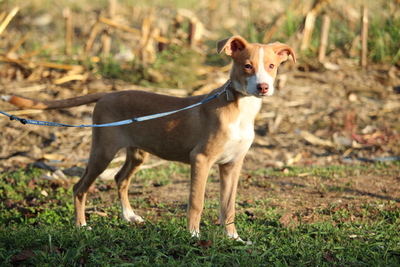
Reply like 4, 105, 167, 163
1, 59, 400, 217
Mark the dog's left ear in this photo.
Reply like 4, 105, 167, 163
217, 35, 249, 58
269, 42, 297, 64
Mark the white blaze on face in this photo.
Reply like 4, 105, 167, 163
246, 48, 275, 96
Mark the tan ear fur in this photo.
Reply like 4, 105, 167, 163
217, 35, 249, 57
269, 42, 297, 63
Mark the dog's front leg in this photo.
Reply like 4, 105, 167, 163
187, 153, 214, 237
218, 154, 246, 241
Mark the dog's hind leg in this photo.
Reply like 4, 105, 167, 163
73, 146, 118, 227
114, 147, 149, 223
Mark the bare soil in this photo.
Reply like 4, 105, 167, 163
1, 60, 400, 220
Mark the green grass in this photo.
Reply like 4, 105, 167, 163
1, 164, 400, 266
369, 15, 400, 63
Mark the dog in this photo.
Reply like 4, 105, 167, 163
3, 36, 295, 242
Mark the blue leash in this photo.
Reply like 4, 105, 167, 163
0, 88, 228, 128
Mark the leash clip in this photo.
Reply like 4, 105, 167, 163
223, 80, 235, 101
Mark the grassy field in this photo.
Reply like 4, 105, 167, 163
1, 163, 400, 266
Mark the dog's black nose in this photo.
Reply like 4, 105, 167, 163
257, 83, 269, 94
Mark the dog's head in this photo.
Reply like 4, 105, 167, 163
217, 36, 296, 97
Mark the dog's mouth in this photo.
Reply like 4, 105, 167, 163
252, 89, 273, 97
242, 89, 271, 97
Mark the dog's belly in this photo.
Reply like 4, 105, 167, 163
142, 144, 192, 164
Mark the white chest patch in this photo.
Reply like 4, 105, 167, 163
217, 97, 262, 164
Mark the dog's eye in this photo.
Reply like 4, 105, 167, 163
268, 64, 275, 70
244, 64, 253, 70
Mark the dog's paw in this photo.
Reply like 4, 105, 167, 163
190, 230, 200, 238
234, 237, 252, 245
121, 207, 144, 223
227, 232, 252, 245
129, 215, 145, 223
77, 223, 92, 230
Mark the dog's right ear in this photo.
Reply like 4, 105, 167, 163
217, 36, 249, 57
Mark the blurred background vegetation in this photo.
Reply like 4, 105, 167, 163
0, 0, 399, 89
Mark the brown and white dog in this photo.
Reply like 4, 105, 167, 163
2, 36, 295, 242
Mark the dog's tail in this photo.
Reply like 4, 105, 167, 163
1, 93, 108, 109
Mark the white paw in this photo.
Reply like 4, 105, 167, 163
129, 215, 145, 223
191, 230, 200, 238
235, 237, 252, 245
121, 202, 144, 223
227, 232, 252, 245
78, 223, 92, 230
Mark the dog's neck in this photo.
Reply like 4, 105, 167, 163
223, 79, 260, 102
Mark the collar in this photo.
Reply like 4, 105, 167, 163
222, 80, 236, 101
